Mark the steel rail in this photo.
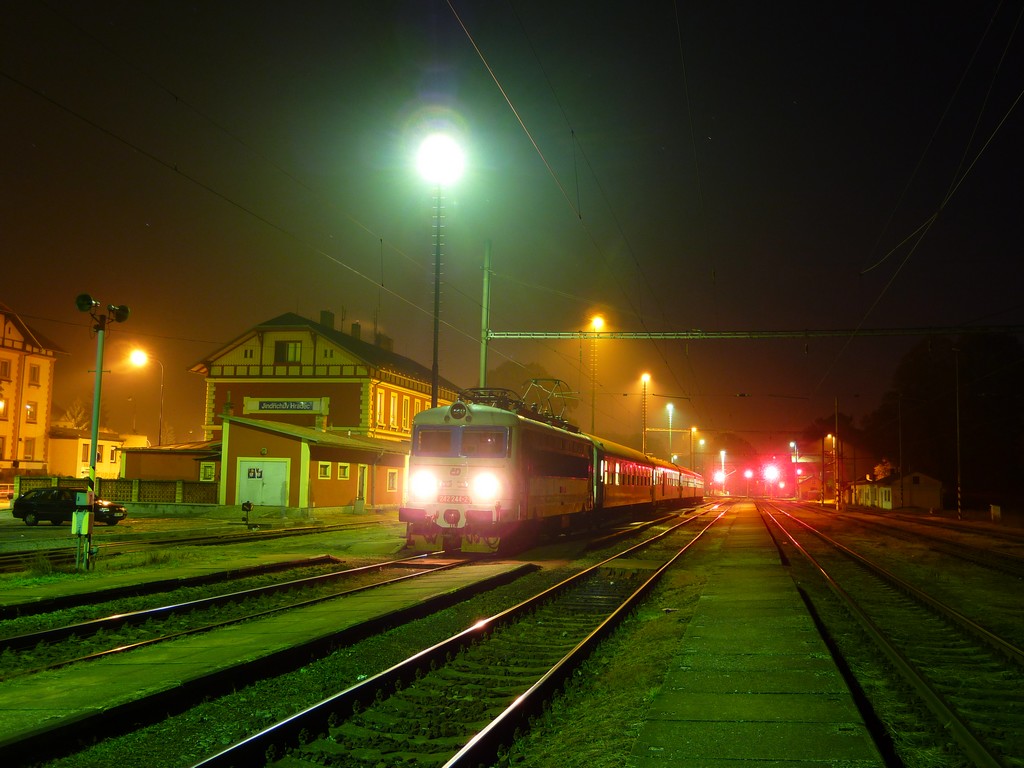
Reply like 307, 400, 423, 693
193, 511, 725, 768
762, 506, 1005, 768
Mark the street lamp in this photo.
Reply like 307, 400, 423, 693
589, 314, 603, 433
416, 133, 465, 408
640, 373, 651, 454
130, 349, 164, 446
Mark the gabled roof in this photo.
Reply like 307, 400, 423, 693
190, 311, 460, 391
223, 415, 409, 455
0, 300, 67, 356
49, 424, 121, 442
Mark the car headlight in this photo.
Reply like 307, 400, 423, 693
409, 470, 439, 502
472, 472, 501, 502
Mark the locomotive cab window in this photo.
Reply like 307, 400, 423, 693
461, 429, 507, 457
415, 428, 454, 456
413, 426, 509, 458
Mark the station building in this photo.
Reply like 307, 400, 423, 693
174, 310, 460, 514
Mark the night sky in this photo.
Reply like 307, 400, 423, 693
3, 1, 1022, 457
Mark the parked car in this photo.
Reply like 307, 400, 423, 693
11, 488, 127, 526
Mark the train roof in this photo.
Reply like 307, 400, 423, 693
414, 392, 702, 480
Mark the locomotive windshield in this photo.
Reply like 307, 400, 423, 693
414, 426, 509, 458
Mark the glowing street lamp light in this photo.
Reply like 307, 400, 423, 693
130, 349, 165, 446
416, 133, 465, 408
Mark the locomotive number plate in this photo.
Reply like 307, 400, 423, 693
438, 494, 471, 504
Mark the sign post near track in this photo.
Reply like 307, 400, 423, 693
75, 294, 130, 571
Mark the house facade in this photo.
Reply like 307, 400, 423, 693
184, 310, 461, 512
0, 302, 65, 478
47, 424, 127, 479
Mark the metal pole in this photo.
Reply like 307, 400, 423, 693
955, 348, 962, 520
157, 358, 165, 446
478, 240, 491, 388
667, 404, 673, 459
83, 315, 106, 570
835, 396, 840, 511
641, 377, 648, 454
431, 184, 442, 408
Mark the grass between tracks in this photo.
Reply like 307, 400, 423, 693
499, 567, 705, 768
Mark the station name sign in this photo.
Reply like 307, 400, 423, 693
243, 397, 327, 415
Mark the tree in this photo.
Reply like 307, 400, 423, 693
61, 398, 90, 430
862, 334, 1024, 509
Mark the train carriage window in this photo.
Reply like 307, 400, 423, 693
415, 428, 455, 456
461, 429, 508, 457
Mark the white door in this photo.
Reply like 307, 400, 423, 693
238, 459, 289, 506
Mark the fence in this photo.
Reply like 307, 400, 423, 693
13, 476, 219, 505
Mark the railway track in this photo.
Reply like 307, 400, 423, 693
0, 553, 457, 679
0, 519, 393, 574
193, 511, 724, 768
765, 503, 1024, 768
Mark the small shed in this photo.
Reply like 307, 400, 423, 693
220, 416, 408, 513
851, 471, 943, 511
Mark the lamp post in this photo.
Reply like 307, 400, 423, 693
640, 373, 651, 454
75, 294, 129, 571
130, 349, 164, 445
416, 133, 465, 409
698, 438, 705, 477
589, 314, 603, 433
666, 403, 673, 459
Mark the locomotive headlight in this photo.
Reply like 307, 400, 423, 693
409, 470, 439, 502
472, 472, 501, 502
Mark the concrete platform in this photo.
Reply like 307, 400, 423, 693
629, 503, 884, 767
0, 560, 531, 750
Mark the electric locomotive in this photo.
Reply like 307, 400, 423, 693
399, 387, 703, 553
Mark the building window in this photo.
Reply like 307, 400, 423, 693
402, 396, 411, 430
81, 444, 90, 462
0, 399, 8, 420
23, 438, 35, 461
389, 393, 398, 428
376, 389, 385, 426
200, 462, 216, 481
912, 475, 920, 485
25, 401, 38, 423
387, 468, 398, 492
28, 364, 41, 386
243, 348, 254, 359
323, 348, 334, 359
109, 446, 117, 463
318, 461, 332, 479
274, 340, 302, 364
0, 436, 5, 459
0, 359, 9, 379
337, 462, 350, 480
